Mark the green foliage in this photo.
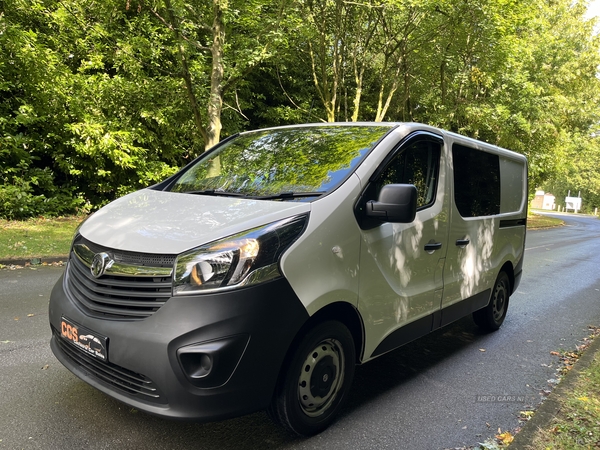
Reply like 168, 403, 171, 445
1, 0, 600, 218
0, 0, 189, 217
0, 164, 86, 220
542, 133, 600, 212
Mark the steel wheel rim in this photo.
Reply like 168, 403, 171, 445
492, 278, 508, 322
297, 338, 345, 418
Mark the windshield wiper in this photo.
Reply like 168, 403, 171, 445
255, 191, 325, 200
184, 190, 325, 200
185, 189, 249, 198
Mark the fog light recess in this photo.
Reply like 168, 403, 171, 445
176, 335, 249, 388
179, 353, 213, 379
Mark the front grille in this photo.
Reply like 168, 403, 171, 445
80, 238, 177, 267
65, 236, 175, 320
53, 328, 167, 404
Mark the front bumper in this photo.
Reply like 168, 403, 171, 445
49, 271, 309, 421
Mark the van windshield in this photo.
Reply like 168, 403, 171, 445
169, 125, 394, 199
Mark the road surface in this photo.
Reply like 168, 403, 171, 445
1, 213, 599, 449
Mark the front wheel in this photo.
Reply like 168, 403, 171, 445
267, 320, 355, 436
473, 271, 511, 332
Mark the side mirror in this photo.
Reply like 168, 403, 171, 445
365, 184, 417, 223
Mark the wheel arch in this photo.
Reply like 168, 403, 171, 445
500, 261, 515, 294
307, 302, 365, 363
279, 301, 365, 377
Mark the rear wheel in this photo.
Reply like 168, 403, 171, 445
473, 271, 511, 331
268, 320, 355, 436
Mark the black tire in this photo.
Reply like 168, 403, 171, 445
267, 320, 355, 436
473, 271, 511, 332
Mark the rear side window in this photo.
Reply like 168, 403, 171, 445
452, 144, 500, 217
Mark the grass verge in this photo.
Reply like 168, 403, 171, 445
0, 216, 83, 261
528, 212, 565, 229
528, 344, 600, 448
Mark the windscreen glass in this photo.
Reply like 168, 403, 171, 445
169, 125, 394, 198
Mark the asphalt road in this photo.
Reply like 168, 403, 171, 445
1, 213, 600, 450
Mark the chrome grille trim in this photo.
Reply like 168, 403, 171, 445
73, 243, 173, 277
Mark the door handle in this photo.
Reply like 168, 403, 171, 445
424, 242, 443, 252
455, 239, 470, 247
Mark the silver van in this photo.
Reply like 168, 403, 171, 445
49, 122, 527, 436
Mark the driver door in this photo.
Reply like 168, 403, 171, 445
357, 134, 449, 360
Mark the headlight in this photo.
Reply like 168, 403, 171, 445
173, 214, 308, 295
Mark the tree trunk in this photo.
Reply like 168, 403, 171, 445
164, 0, 207, 151
204, 0, 226, 176
351, 57, 364, 122
206, 0, 225, 151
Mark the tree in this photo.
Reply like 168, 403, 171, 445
141, 0, 290, 151
1, 0, 293, 214
0, 0, 85, 218
2, 0, 600, 218
401, 0, 600, 192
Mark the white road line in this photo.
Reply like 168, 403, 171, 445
525, 244, 555, 251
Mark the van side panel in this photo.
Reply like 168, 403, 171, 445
442, 138, 526, 310
282, 126, 527, 365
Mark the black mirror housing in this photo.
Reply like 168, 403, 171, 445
365, 184, 417, 223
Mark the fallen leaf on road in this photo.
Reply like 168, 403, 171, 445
14, 317, 19, 321
41, 365, 49, 370
27, 314, 35, 317
519, 410, 535, 421
495, 430, 514, 445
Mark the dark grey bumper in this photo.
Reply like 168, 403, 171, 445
49, 271, 309, 421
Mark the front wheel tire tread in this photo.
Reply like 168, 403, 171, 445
267, 320, 355, 436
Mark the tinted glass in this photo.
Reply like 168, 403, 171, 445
452, 144, 500, 217
170, 125, 394, 198
375, 140, 441, 209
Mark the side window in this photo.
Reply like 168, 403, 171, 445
375, 140, 441, 210
452, 144, 500, 217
